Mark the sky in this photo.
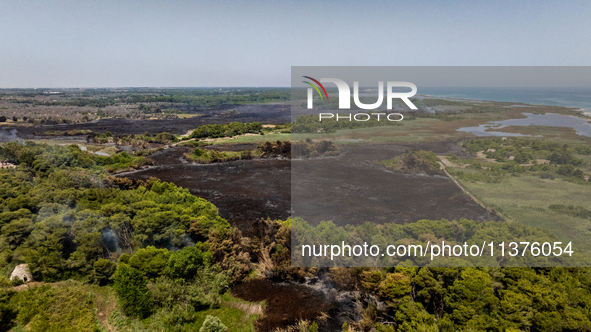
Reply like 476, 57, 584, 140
0, 0, 590, 88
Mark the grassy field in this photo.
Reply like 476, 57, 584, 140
175, 113, 203, 119
211, 133, 291, 144
193, 293, 261, 332
292, 118, 470, 143
291, 109, 521, 144
451, 173, 591, 258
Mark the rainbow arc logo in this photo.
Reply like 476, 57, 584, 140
302, 76, 329, 100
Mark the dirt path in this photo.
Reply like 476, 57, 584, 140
438, 155, 468, 168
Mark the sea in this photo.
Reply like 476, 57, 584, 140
418, 87, 591, 114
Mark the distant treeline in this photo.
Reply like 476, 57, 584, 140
19, 89, 290, 108
185, 139, 339, 163
188, 122, 263, 140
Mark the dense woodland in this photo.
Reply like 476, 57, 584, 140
1, 141, 591, 331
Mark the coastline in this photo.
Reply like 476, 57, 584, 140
417, 87, 591, 114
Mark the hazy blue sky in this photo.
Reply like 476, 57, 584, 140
1, 0, 589, 88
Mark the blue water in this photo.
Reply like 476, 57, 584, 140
415, 87, 591, 137
419, 87, 591, 112
458, 113, 591, 138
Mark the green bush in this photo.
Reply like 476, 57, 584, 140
166, 244, 212, 280
128, 246, 171, 279
11, 278, 24, 287
539, 171, 555, 180
199, 315, 228, 332
93, 259, 116, 285
118, 253, 131, 265
309, 321, 319, 332
113, 265, 153, 318
548, 204, 591, 219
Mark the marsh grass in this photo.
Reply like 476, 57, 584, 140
453, 174, 591, 255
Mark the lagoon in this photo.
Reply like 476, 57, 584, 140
457, 113, 591, 137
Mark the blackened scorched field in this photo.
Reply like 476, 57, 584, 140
118, 142, 499, 234
5, 104, 291, 138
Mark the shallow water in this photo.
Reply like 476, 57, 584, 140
457, 113, 591, 137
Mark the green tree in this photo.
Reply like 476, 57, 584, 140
93, 259, 116, 285
380, 273, 412, 308
165, 244, 211, 280
112, 265, 153, 318
128, 246, 170, 279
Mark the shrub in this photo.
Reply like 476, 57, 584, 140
128, 246, 171, 279
539, 171, 555, 180
118, 254, 131, 264
557, 165, 585, 179
11, 278, 24, 287
93, 259, 116, 285
199, 315, 228, 332
310, 321, 319, 332
112, 265, 153, 318
5, 285, 99, 331
165, 244, 211, 280
548, 204, 591, 219
0, 276, 11, 288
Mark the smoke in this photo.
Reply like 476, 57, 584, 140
101, 228, 122, 255
0, 128, 25, 144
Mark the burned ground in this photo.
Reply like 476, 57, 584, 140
118, 141, 499, 234
118, 147, 291, 233
232, 279, 345, 331
292, 143, 500, 226
3, 104, 291, 139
